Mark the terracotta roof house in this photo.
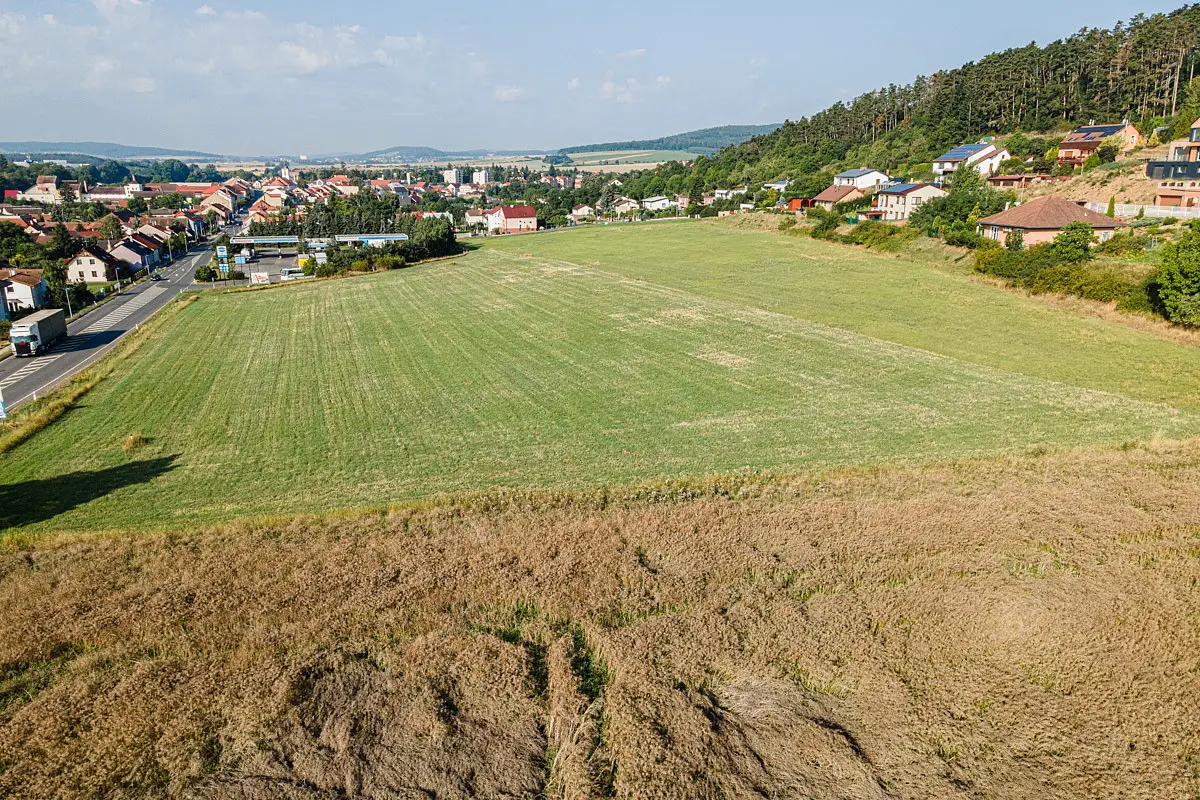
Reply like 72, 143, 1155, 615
485, 205, 537, 233
977, 195, 1124, 247
1057, 122, 1142, 166
66, 244, 124, 283
811, 185, 864, 209
1, 268, 48, 312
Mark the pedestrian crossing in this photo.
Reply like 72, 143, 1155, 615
0, 354, 64, 389
81, 286, 167, 334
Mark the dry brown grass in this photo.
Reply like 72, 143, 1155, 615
2, 441, 1200, 798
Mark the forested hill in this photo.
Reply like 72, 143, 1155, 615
688, 5, 1200, 188
560, 124, 780, 155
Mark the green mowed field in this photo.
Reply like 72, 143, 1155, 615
497, 221, 1200, 411
2, 223, 1198, 533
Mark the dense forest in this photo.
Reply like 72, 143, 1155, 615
685, 5, 1200, 189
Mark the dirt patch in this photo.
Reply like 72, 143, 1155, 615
3, 441, 1200, 798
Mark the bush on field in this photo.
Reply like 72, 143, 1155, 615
1096, 231, 1146, 257
841, 221, 919, 252
976, 241, 1140, 305
1157, 227, 1200, 326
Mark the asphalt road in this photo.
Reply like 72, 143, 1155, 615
0, 246, 209, 412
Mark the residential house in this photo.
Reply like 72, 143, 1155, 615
1148, 117, 1200, 188
485, 205, 537, 233
713, 188, 745, 201
864, 183, 946, 221
108, 238, 157, 271
0, 268, 48, 312
66, 245, 123, 283
614, 198, 641, 216
810, 185, 864, 210
1057, 122, 1142, 166
464, 208, 487, 228
570, 204, 594, 221
642, 196, 675, 212
84, 184, 137, 203
201, 188, 237, 215
762, 180, 789, 193
976, 195, 1123, 247
834, 168, 891, 190
676, 195, 690, 210
932, 143, 1010, 180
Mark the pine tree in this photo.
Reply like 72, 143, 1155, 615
1106, 196, 1116, 217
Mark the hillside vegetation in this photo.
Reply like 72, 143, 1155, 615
682, 5, 1200, 187
3, 441, 1199, 798
3, 222, 1199, 533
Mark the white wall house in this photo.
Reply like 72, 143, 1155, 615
642, 196, 676, 212
834, 168, 891, 190
869, 183, 947, 221
933, 143, 1011, 180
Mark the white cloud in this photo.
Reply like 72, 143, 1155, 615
43, 14, 57, 26
600, 78, 639, 103
616, 48, 646, 58
655, 75, 672, 88
195, 5, 216, 15
566, 77, 580, 90
494, 84, 527, 102
0, 13, 24, 37
93, 0, 143, 14
130, 76, 156, 93
228, 9, 265, 21
278, 42, 327, 74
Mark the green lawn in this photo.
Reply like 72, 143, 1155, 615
2, 222, 1198, 533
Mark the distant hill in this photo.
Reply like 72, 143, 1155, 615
354, 145, 546, 163
559, 124, 781, 156
0, 141, 222, 160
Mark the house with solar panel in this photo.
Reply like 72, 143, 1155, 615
861, 183, 948, 221
1057, 122, 1142, 167
932, 143, 1011, 182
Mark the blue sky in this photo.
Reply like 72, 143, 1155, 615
0, 0, 1185, 156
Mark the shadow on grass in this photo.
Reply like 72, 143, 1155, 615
0, 455, 179, 530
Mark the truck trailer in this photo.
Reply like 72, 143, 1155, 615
9, 309, 67, 357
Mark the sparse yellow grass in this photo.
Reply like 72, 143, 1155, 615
2, 441, 1200, 798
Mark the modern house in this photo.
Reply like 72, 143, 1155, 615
976, 195, 1123, 247
66, 244, 124, 283
834, 168, 891, 191
464, 208, 487, 228
987, 174, 1070, 191
863, 183, 946, 221
642, 196, 676, 212
1057, 122, 1142, 166
485, 205, 537, 233
570, 204, 595, 221
0, 268, 48, 312
933, 143, 1010, 180
1147, 117, 1200, 183
810, 185, 864, 210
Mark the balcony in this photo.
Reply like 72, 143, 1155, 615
1146, 160, 1200, 180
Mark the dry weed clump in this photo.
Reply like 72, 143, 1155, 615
2, 442, 1200, 798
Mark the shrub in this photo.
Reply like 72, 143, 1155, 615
1095, 231, 1145, 257
0, 320, 10, 341
1051, 222, 1097, 263
194, 263, 217, 282
1157, 229, 1200, 325
778, 216, 797, 232
841, 221, 918, 251
1117, 273, 1164, 314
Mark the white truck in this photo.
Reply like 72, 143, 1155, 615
10, 309, 67, 357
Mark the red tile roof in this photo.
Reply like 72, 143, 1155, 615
978, 195, 1125, 230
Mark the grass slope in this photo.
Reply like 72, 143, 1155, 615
3, 442, 1199, 798
1, 223, 1198, 533
493, 221, 1200, 411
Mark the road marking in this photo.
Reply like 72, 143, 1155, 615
0, 354, 64, 388
81, 286, 167, 333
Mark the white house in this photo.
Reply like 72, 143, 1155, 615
642, 196, 676, 212
713, 188, 746, 201
933, 143, 1011, 180
464, 208, 487, 228
484, 205, 537, 233
762, 180, 789, 193
570, 204, 594, 221
0, 269, 48, 312
833, 168, 892, 190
